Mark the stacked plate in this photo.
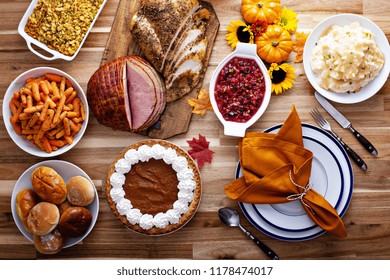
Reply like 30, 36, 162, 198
237, 123, 354, 241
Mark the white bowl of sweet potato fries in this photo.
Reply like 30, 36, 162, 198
2, 67, 89, 157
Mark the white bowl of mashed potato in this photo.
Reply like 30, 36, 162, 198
303, 14, 390, 104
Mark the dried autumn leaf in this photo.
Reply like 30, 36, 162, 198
187, 88, 213, 115
187, 134, 214, 169
293, 31, 309, 63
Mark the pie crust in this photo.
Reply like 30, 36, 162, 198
106, 139, 202, 235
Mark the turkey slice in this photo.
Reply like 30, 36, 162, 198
165, 58, 204, 102
131, 0, 199, 72
159, 2, 200, 72
130, 14, 164, 71
162, 8, 209, 77
169, 38, 207, 79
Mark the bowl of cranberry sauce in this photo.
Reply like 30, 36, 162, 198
209, 43, 271, 137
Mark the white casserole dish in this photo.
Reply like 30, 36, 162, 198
18, 0, 107, 61
209, 43, 272, 137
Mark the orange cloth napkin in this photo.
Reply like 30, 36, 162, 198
225, 105, 347, 238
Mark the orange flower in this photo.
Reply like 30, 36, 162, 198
251, 20, 268, 36
293, 31, 309, 63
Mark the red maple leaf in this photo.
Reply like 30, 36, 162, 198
187, 134, 214, 169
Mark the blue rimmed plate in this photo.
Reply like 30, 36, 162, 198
237, 123, 354, 241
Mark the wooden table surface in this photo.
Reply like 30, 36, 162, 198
1, 0, 389, 260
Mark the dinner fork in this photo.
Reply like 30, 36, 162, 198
310, 108, 367, 171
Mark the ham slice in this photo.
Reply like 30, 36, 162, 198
126, 61, 157, 131
130, 56, 166, 131
87, 56, 166, 132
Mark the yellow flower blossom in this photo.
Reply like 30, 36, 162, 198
226, 20, 254, 49
268, 63, 296, 94
276, 6, 298, 33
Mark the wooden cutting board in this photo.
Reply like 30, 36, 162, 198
101, 0, 220, 139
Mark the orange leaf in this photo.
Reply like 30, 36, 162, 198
293, 31, 309, 63
187, 88, 213, 115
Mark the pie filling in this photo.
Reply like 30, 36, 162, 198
124, 159, 178, 215
109, 144, 196, 230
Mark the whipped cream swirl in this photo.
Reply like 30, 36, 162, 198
126, 209, 142, 224
110, 172, 126, 189
110, 144, 197, 230
116, 198, 132, 216
110, 187, 125, 203
115, 158, 132, 174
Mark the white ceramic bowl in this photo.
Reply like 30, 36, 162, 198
2, 67, 89, 157
303, 14, 390, 104
209, 43, 272, 137
11, 160, 99, 249
18, 0, 107, 61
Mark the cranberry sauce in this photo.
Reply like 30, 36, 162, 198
214, 57, 265, 123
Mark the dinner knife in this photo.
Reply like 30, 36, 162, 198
314, 91, 378, 155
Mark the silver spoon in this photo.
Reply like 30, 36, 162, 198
218, 207, 279, 260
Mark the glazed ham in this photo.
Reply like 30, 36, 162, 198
87, 56, 166, 132
130, 0, 209, 102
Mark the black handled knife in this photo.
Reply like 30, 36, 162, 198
314, 91, 378, 156
327, 128, 367, 171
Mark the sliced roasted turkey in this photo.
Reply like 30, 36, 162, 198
161, 7, 210, 77
130, 0, 210, 103
130, 0, 199, 72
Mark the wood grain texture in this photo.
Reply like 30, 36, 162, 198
0, 0, 390, 260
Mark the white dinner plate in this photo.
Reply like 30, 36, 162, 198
303, 14, 390, 104
11, 160, 99, 248
237, 123, 354, 241
2, 67, 89, 157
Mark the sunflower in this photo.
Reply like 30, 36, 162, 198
276, 6, 298, 33
226, 20, 254, 49
268, 63, 296, 95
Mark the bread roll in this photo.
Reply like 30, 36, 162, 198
15, 189, 40, 232
58, 200, 72, 215
31, 166, 67, 204
66, 176, 95, 206
34, 229, 65, 255
57, 206, 92, 237
27, 202, 60, 236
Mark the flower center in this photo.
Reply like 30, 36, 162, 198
237, 26, 251, 43
272, 68, 287, 84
